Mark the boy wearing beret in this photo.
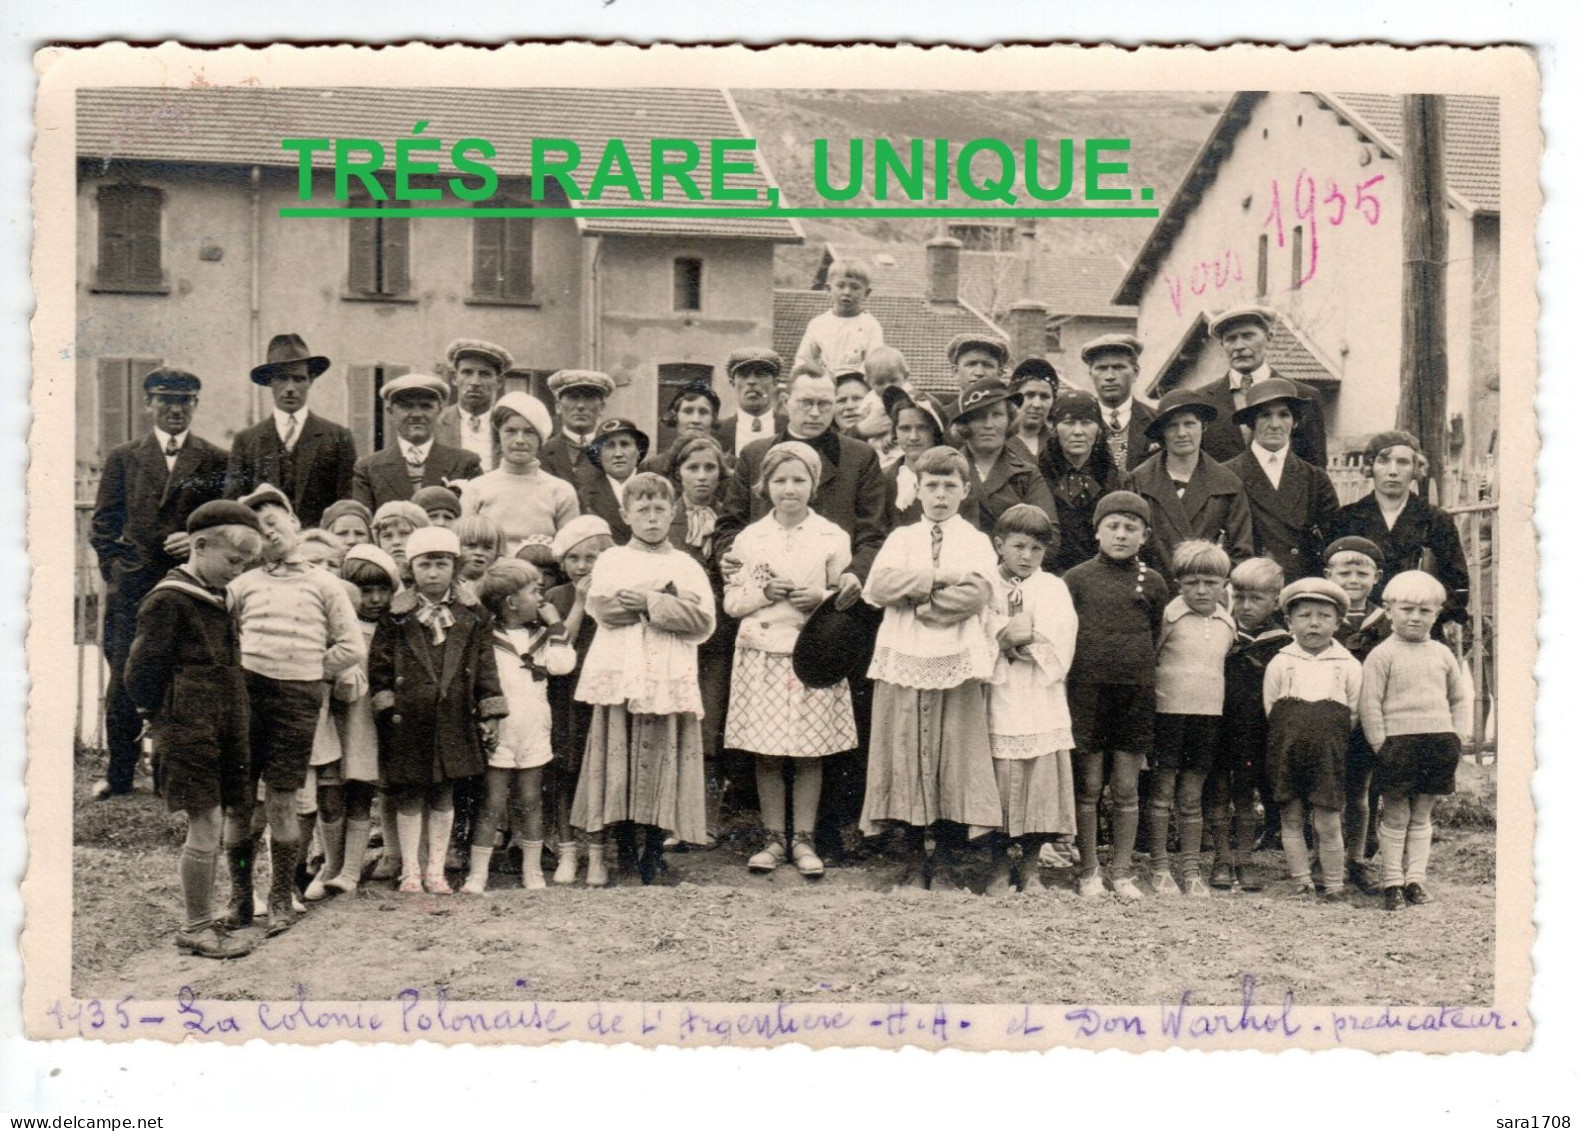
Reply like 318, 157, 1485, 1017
125, 501, 264, 958
1063, 490, 1170, 899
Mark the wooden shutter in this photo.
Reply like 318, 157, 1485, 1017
472, 215, 503, 298
502, 217, 534, 301
127, 188, 163, 287
346, 364, 375, 454
97, 358, 131, 454
96, 188, 132, 288
372, 363, 409, 451
348, 214, 377, 295
380, 214, 411, 295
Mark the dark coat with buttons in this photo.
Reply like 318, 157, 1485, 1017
369, 587, 507, 788
959, 439, 1060, 561
1223, 447, 1340, 582
1130, 450, 1255, 587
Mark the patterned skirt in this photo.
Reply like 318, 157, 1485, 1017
724, 647, 858, 759
570, 705, 708, 844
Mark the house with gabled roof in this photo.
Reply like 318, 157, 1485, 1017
74, 86, 801, 466
811, 235, 1137, 382
1113, 90, 1499, 464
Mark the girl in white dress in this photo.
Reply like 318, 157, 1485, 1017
985, 505, 1078, 894
723, 442, 858, 878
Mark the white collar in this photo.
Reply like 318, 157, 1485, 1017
153, 426, 186, 451
401, 437, 434, 462
1231, 363, 1274, 388
273, 408, 304, 433
1254, 441, 1290, 469
460, 406, 490, 424
561, 426, 594, 446
607, 473, 629, 503
1101, 396, 1133, 424
743, 407, 775, 423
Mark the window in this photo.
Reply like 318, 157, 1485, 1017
1256, 234, 1269, 298
1043, 321, 1062, 353
1291, 226, 1304, 290
96, 356, 164, 454
471, 206, 535, 304
673, 257, 703, 312
345, 362, 410, 452
93, 184, 166, 293
346, 189, 411, 299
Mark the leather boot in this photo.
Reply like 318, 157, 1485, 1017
266, 838, 300, 937
217, 838, 255, 929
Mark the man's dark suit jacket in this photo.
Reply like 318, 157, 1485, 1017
540, 430, 594, 486
224, 410, 357, 529
714, 427, 890, 581
1223, 447, 1341, 582
1197, 371, 1328, 468
714, 411, 789, 456
350, 443, 483, 512
92, 431, 229, 655
1105, 398, 1160, 472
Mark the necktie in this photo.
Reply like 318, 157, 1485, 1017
1109, 411, 1122, 433
930, 523, 944, 566
281, 414, 298, 451
751, 416, 763, 434
469, 415, 482, 435
405, 445, 425, 469
164, 437, 180, 459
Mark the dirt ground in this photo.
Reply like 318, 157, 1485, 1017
71, 750, 1497, 1007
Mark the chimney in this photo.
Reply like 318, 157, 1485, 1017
926, 237, 963, 305
1008, 300, 1050, 365
1016, 217, 1039, 301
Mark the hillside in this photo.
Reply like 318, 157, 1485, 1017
730, 89, 1227, 289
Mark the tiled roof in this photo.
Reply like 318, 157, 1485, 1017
1117, 91, 1500, 305
1322, 92, 1500, 213
820, 242, 1136, 318
772, 289, 1007, 395
1146, 309, 1341, 398
76, 87, 800, 242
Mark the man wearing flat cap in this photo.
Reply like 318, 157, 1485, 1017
539, 369, 616, 484
940, 331, 1011, 421
1198, 306, 1328, 468
1222, 378, 1340, 582
437, 338, 513, 473
716, 348, 788, 458
91, 368, 230, 799
224, 333, 358, 529
351, 372, 483, 512
1080, 332, 1158, 472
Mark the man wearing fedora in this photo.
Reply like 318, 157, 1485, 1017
1081, 332, 1159, 472
437, 338, 513, 473
1223, 378, 1341, 582
90, 368, 229, 799
224, 333, 358, 530
1197, 306, 1328, 468
716, 348, 789, 458
540, 369, 616, 485
351, 373, 483, 512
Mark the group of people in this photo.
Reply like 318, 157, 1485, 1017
89, 257, 1476, 962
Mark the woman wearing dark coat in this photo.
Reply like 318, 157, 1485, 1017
953, 377, 1059, 554
1038, 390, 1131, 575
1129, 387, 1255, 587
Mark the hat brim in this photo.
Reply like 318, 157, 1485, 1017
1080, 345, 1140, 365
954, 390, 1022, 424
1211, 314, 1271, 340
586, 427, 651, 470
250, 356, 331, 385
791, 595, 882, 689
1232, 396, 1306, 429
950, 341, 1010, 366
1145, 402, 1219, 441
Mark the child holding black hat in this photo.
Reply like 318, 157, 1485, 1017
1063, 490, 1170, 900
125, 501, 264, 958
1263, 577, 1364, 901
724, 441, 858, 879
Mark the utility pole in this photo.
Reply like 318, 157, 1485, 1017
1397, 93, 1450, 500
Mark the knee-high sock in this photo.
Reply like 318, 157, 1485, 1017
269, 837, 300, 910
1281, 802, 1311, 884
1111, 800, 1139, 879
1404, 808, 1434, 885
1076, 801, 1099, 876
1313, 806, 1345, 891
1233, 810, 1261, 868
1147, 799, 1173, 872
180, 847, 218, 933
1376, 796, 1410, 888
318, 816, 345, 882
426, 808, 456, 877
396, 810, 424, 880
335, 819, 371, 887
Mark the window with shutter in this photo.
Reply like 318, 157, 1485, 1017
673, 257, 703, 312
470, 206, 534, 304
345, 189, 412, 300
96, 356, 164, 454
93, 184, 166, 293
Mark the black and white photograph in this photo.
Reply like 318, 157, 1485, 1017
23, 41, 1538, 1054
